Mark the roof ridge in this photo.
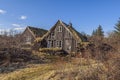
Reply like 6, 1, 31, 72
27, 26, 47, 37
59, 20, 69, 27
27, 26, 45, 30
68, 25, 87, 42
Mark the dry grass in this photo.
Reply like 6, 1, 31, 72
0, 58, 109, 80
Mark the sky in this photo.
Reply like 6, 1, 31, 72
0, 0, 120, 35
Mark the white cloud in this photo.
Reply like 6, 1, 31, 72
0, 29, 4, 32
12, 24, 21, 27
0, 28, 11, 32
0, 29, 4, 35
0, 9, 6, 14
0, 29, 10, 35
13, 27, 25, 31
20, 15, 27, 20
12, 23, 25, 31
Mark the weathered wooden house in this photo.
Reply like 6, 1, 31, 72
21, 26, 47, 46
34, 20, 88, 53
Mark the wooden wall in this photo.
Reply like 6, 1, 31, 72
45, 22, 78, 53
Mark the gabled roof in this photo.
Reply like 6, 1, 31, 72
68, 25, 88, 42
35, 20, 88, 43
22, 26, 47, 39
27, 26, 48, 37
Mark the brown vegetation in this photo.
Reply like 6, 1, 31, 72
0, 26, 120, 80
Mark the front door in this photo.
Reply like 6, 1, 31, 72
65, 39, 71, 53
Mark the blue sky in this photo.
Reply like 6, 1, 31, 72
0, 0, 120, 35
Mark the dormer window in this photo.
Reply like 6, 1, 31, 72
58, 26, 62, 32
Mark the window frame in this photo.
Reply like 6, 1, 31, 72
58, 26, 62, 32
51, 32, 55, 38
56, 40, 62, 48
26, 36, 32, 44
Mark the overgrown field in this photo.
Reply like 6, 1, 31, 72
0, 29, 120, 80
0, 58, 104, 80
0, 56, 119, 80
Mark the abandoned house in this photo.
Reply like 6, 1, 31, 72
21, 26, 47, 47
34, 20, 88, 53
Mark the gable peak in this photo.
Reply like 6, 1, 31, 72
57, 19, 63, 23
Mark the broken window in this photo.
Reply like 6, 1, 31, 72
51, 32, 55, 38
47, 40, 54, 48
51, 40, 54, 47
56, 40, 62, 48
